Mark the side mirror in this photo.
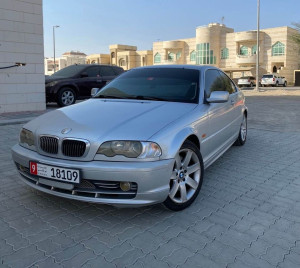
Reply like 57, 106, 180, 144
81, 72, 88, 78
91, 88, 101, 97
206, 91, 229, 103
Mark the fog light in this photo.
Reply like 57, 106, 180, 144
120, 182, 131, 192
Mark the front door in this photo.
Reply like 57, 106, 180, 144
76, 66, 103, 98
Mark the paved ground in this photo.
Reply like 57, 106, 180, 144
1, 95, 300, 267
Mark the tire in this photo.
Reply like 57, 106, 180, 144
163, 140, 204, 211
275, 81, 279, 87
57, 87, 76, 107
283, 81, 287, 87
234, 114, 247, 146
249, 82, 253, 88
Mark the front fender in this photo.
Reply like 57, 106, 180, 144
158, 127, 197, 160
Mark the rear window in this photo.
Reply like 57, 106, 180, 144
113, 67, 124, 75
262, 75, 273, 78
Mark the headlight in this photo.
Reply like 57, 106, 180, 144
46, 81, 58, 87
20, 128, 35, 147
97, 141, 162, 159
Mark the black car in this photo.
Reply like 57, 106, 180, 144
46, 64, 124, 106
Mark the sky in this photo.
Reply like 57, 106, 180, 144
43, 0, 300, 58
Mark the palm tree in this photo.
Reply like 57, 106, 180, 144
292, 23, 300, 46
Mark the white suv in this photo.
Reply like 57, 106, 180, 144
261, 74, 287, 87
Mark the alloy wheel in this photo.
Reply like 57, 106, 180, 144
240, 115, 247, 141
62, 90, 75, 105
169, 148, 201, 204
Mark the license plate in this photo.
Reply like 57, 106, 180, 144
30, 162, 80, 184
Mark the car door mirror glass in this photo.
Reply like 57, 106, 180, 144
206, 91, 229, 103
91, 88, 101, 97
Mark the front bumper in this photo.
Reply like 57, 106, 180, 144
11, 144, 174, 207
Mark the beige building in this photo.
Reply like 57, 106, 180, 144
153, 23, 300, 85
44, 51, 86, 75
86, 44, 153, 70
0, 0, 45, 113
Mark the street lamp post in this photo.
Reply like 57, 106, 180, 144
53, 25, 60, 73
256, 0, 260, 91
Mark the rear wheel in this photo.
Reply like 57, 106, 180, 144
283, 81, 287, 87
163, 140, 204, 211
249, 82, 253, 88
234, 114, 247, 146
57, 87, 76, 107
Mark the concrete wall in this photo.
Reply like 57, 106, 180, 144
0, 0, 45, 113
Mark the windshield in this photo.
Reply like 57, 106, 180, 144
262, 75, 273, 78
51, 65, 86, 77
94, 68, 200, 103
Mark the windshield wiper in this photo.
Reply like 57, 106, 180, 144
129, 95, 166, 101
97, 94, 127, 99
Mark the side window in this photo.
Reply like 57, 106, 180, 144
100, 66, 116, 76
85, 67, 100, 77
113, 67, 124, 75
219, 71, 236, 94
205, 69, 224, 98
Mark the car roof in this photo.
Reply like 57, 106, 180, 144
73, 64, 122, 68
131, 64, 220, 72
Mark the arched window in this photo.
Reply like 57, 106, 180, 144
272, 42, 285, 56
91, 60, 96, 64
240, 46, 248, 56
154, 53, 161, 63
168, 52, 175, 61
119, 58, 126, 67
252, 45, 257, 55
176, 52, 181, 60
111, 52, 115, 59
190, 50, 196, 61
221, 48, 229, 59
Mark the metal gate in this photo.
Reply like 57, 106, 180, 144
295, 71, 300, 86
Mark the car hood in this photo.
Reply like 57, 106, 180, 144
25, 99, 197, 142
45, 76, 69, 84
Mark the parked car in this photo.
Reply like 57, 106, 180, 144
12, 65, 247, 211
261, 74, 287, 87
237, 76, 256, 87
45, 64, 124, 106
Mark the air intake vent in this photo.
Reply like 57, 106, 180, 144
62, 139, 86, 157
40, 136, 59, 154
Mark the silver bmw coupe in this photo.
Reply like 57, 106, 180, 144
12, 65, 247, 211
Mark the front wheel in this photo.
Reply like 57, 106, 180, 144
163, 140, 204, 211
234, 114, 247, 146
57, 87, 76, 107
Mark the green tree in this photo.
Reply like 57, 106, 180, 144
292, 22, 300, 46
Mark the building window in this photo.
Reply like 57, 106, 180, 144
252, 45, 257, 55
221, 48, 229, 59
119, 58, 126, 67
176, 52, 181, 60
154, 53, 161, 63
190, 50, 196, 61
240, 46, 248, 55
111, 52, 115, 58
272, 42, 285, 56
196, 43, 215, 65
168, 52, 175, 61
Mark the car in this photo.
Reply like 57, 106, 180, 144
45, 64, 124, 107
12, 65, 248, 211
261, 74, 287, 87
237, 76, 256, 88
